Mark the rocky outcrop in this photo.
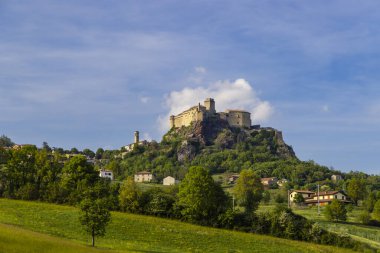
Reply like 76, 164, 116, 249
165, 118, 297, 162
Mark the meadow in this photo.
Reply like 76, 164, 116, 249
0, 198, 356, 253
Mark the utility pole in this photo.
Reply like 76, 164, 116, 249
317, 184, 320, 216
232, 194, 235, 211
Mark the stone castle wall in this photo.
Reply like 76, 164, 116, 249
170, 98, 251, 129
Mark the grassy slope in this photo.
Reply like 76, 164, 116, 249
0, 223, 125, 253
258, 201, 380, 250
0, 198, 355, 253
293, 206, 380, 249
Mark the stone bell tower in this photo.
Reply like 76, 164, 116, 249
134, 131, 139, 144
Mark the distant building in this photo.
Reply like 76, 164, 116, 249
331, 174, 343, 182
99, 170, 114, 180
305, 191, 350, 206
163, 176, 179, 186
228, 174, 240, 184
134, 171, 154, 183
277, 178, 288, 187
289, 190, 314, 203
261, 177, 278, 187
12, 144, 35, 150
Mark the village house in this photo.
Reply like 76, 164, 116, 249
277, 178, 288, 187
289, 190, 315, 203
99, 170, 114, 180
331, 174, 343, 182
163, 176, 179, 186
228, 174, 240, 184
261, 177, 278, 188
134, 171, 154, 183
305, 191, 350, 206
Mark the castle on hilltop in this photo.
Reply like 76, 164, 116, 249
170, 98, 252, 129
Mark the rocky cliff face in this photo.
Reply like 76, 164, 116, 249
165, 118, 296, 162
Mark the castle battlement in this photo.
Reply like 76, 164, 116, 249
170, 98, 251, 129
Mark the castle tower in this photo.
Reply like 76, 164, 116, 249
204, 98, 216, 114
169, 115, 175, 128
134, 131, 139, 144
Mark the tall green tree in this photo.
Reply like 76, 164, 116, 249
60, 156, 98, 204
83, 148, 95, 158
324, 199, 347, 222
177, 166, 228, 224
234, 169, 263, 214
347, 178, 367, 205
119, 177, 141, 213
373, 199, 380, 221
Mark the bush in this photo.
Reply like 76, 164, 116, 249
324, 200, 347, 222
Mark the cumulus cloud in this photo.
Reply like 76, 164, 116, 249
158, 78, 274, 131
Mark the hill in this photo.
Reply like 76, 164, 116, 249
0, 198, 356, 253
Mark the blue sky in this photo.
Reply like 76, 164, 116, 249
1, 1, 380, 174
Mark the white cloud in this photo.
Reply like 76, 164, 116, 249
158, 78, 274, 131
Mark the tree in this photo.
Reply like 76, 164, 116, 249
177, 166, 229, 224
79, 197, 111, 247
262, 190, 271, 204
364, 191, 377, 212
119, 177, 141, 213
234, 169, 263, 214
293, 193, 305, 205
60, 156, 98, 204
373, 199, 380, 221
42, 141, 51, 152
324, 199, 347, 222
70, 147, 79, 154
83, 148, 95, 159
95, 148, 104, 159
0, 135, 14, 148
347, 178, 366, 205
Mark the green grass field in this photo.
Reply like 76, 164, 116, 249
0, 223, 122, 253
0, 198, 357, 253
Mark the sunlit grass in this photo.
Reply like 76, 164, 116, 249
0, 198, 357, 253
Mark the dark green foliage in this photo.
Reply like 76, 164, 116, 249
82, 148, 95, 158
324, 200, 347, 222
0, 135, 14, 148
293, 192, 305, 204
139, 187, 176, 217
262, 190, 271, 204
60, 156, 99, 204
